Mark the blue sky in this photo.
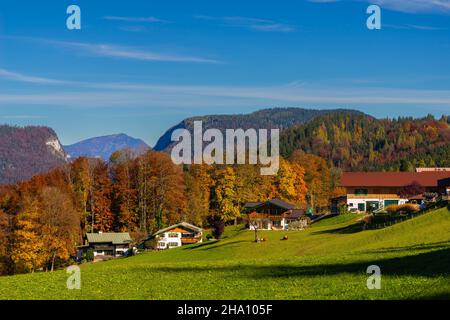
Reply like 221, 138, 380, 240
0, 0, 449, 146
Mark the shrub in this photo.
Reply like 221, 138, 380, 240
362, 214, 374, 225
289, 218, 310, 230
84, 249, 94, 262
144, 239, 157, 249
205, 233, 213, 240
398, 203, 420, 214
386, 203, 420, 215
207, 216, 225, 239
386, 204, 400, 214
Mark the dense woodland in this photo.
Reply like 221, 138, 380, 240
0, 149, 339, 275
154, 107, 366, 151
280, 113, 450, 171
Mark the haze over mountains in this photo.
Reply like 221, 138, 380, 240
64, 134, 151, 161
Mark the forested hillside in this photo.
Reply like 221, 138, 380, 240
0, 125, 67, 185
153, 108, 368, 151
280, 113, 450, 171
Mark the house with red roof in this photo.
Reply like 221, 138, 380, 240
341, 171, 450, 213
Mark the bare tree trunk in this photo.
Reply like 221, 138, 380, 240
51, 252, 56, 272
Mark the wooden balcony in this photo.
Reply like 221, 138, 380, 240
347, 194, 401, 200
247, 212, 286, 221
181, 237, 202, 244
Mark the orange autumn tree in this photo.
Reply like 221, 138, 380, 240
275, 158, 307, 208
210, 166, 241, 223
70, 157, 92, 235
91, 160, 113, 232
110, 150, 137, 232
290, 151, 333, 212
11, 196, 46, 273
184, 164, 212, 226
39, 187, 79, 271
138, 151, 187, 232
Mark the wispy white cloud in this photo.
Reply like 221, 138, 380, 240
1, 115, 46, 119
0, 69, 449, 108
0, 69, 68, 85
3, 36, 221, 64
370, 0, 450, 14
194, 15, 296, 33
308, 0, 450, 14
50, 39, 220, 64
103, 16, 170, 23
384, 23, 448, 30
118, 26, 147, 33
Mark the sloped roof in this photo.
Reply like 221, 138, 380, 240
268, 198, 295, 210
341, 172, 450, 188
244, 198, 296, 211
244, 202, 262, 209
86, 233, 132, 245
153, 222, 203, 236
287, 209, 306, 219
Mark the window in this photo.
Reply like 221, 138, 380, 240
182, 233, 194, 238
168, 233, 179, 238
168, 242, 179, 247
384, 200, 399, 207
355, 189, 368, 195
358, 203, 365, 212
158, 242, 166, 248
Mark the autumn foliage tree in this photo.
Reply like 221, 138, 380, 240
90, 161, 113, 232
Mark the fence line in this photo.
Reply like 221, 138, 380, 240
366, 200, 449, 230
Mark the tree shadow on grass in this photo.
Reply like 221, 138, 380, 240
153, 247, 450, 280
419, 292, 450, 300
182, 240, 250, 251
312, 222, 365, 235
182, 241, 218, 250
367, 241, 450, 254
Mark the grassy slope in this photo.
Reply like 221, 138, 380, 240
1, 208, 449, 300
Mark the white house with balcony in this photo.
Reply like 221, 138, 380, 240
152, 222, 203, 250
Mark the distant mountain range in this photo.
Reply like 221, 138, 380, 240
64, 133, 151, 160
0, 125, 68, 185
2, 107, 447, 185
153, 108, 368, 152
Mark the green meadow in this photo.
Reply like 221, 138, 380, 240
0, 207, 449, 300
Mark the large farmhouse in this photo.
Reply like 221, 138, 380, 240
439, 178, 450, 198
341, 171, 450, 212
82, 232, 132, 258
153, 222, 203, 250
244, 198, 305, 230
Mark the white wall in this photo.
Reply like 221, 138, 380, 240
248, 218, 287, 230
157, 232, 182, 250
347, 197, 408, 212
